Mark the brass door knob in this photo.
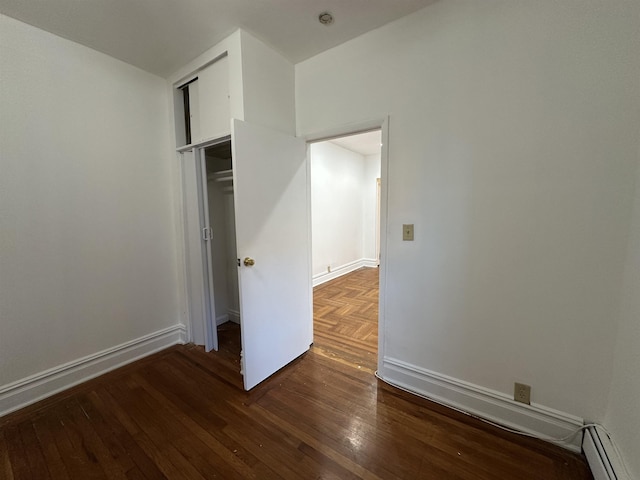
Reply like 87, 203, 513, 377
243, 257, 255, 267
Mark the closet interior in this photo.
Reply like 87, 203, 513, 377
204, 141, 241, 338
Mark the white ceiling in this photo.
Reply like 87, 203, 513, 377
329, 130, 382, 156
0, 0, 436, 78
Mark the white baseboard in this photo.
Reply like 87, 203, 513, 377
0, 324, 187, 417
313, 259, 378, 287
379, 357, 584, 452
361, 258, 378, 268
217, 310, 240, 325
583, 426, 630, 480
228, 309, 240, 324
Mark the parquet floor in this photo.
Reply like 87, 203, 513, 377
0, 267, 593, 479
312, 267, 379, 371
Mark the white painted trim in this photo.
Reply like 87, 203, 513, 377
176, 134, 232, 153
305, 142, 315, 348
377, 117, 390, 377
216, 314, 230, 326
228, 309, 241, 324
379, 357, 584, 453
361, 258, 379, 268
303, 117, 388, 144
0, 324, 187, 417
312, 259, 377, 287
583, 426, 630, 480
174, 151, 191, 343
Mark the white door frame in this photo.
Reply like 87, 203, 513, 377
304, 116, 390, 373
376, 177, 382, 267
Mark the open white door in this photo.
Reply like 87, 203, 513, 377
231, 119, 312, 390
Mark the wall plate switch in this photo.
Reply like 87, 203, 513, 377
514, 382, 531, 405
403, 224, 414, 241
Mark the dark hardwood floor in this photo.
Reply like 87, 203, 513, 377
1, 268, 593, 479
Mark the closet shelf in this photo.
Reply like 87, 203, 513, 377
208, 169, 233, 182
211, 169, 233, 176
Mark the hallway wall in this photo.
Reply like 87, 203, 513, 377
310, 142, 379, 282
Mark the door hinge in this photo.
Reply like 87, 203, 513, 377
202, 227, 212, 241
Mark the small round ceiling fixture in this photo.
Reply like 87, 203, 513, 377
318, 12, 334, 26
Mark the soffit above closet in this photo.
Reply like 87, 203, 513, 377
0, 0, 436, 78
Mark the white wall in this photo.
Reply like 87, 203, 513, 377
206, 169, 240, 324
0, 15, 180, 386
310, 142, 379, 279
296, 0, 640, 425
311, 142, 364, 276
604, 148, 640, 479
363, 153, 381, 261
240, 30, 296, 136
207, 177, 230, 323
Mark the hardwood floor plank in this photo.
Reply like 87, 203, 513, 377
130, 371, 272, 480
84, 390, 167, 480
255, 387, 418, 479
62, 398, 128, 480
45, 405, 108, 480
72, 394, 137, 477
102, 381, 208, 480
134, 360, 272, 479
4, 424, 34, 480
17, 421, 52, 480
245, 402, 390, 480
92, 386, 183, 480
31, 415, 72, 480
134, 369, 282, 480
124, 467, 148, 480
296, 441, 369, 480
142, 357, 317, 480
0, 431, 16, 480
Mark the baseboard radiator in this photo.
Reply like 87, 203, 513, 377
583, 426, 629, 480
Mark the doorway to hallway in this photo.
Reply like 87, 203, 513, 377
308, 128, 382, 367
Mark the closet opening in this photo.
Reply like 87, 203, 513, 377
309, 129, 382, 369
201, 140, 243, 381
